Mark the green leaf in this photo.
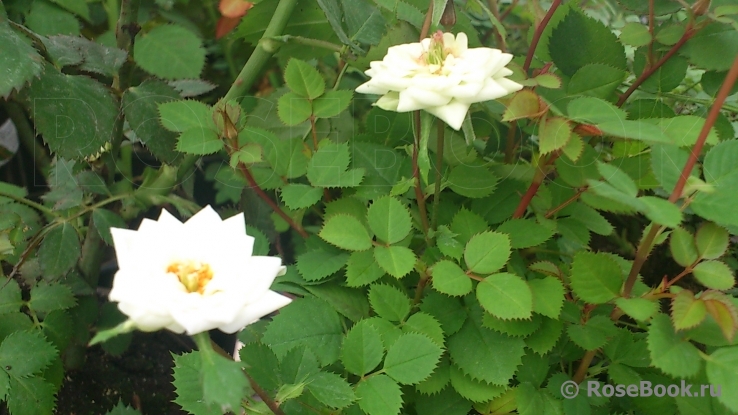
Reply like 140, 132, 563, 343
296, 250, 349, 282
0, 330, 56, 377
122, 80, 180, 163
344, 0, 386, 45
346, 250, 385, 286
435, 226, 464, 261
158, 100, 214, 133
639, 196, 683, 228
539, 117, 571, 155
647, 313, 702, 378
449, 365, 506, 403
528, 277, 565, 319
415, 386, 472, 415
252, 133, 308, 179
703, 140, 738, 184
105, 400, 142, 415
6, 376, 56, 415
0, 280, 23, 315
368, 284, 410, 322
464, 232, 511, 274
447, 317, 525, 385
671, 290, 707, 331
691, 179, 738, 228
29, 283, 76, 313
525, 317, 563, 355
44, 35, 126, 76
634, 49, 688, 93
483, 314, 542, 337
25, 1, 79, 36
654, 115, 720, 147
176, 127, 223, 155
313, 90, 353, 118
341, 320, 384, 376
374, 245, 416, 278
431, 260, 472, 297
319, 214, 373, 251
706, 346, 738, 412
567, 315, 618, 350
416, 355, 450, 395
447, 164, 499, 198
38, 223, 81, 278
670, 227, 698, 267
681, 23, 738, 71
620, 22, 651, 47
597, 120, 672, 144
307, 142, 364, 188
692, 261, 735, 290
496, 219, 554, 249
597, 162, 637, 197
383, 333, 443, 384
134, 24, 206, 79
304, 285, 371, 323
570, 252, 622, 304
477, 273, 533, 320
651, 143, 691, 194
567, 96, 627, 125
41, 310, 73, 352
502, 90, 542, 122
280, 346, 319, 385
277, 92, 312, 125
92, 209, 126, 246
0, 21, 44, 99
450, 208, 489, 245
354, 374, 402, 415
284, 59, 325, 99
262, 298, 344, 366
549, 9, 626, 77
201, 352, 249, 412
238, 343, 280, 390
695, 222, 730, 260
172, 352, 221, 415
20, 66, 117, 159
281, 184, 323, 210
555, 145, 600, 187
307, 371, 355, 408
419, 292, 467, 336
367, 196, 412, 245
402, 312, 445, 347
615, 297, 658, 322
230, 144, 262, 166
351, 141, 405, 199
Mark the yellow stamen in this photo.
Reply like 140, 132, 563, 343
167, 260, 214, 294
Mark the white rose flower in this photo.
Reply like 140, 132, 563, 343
356, 31, 523, 130
108, 205, 291, 335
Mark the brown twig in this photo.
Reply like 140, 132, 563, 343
523, 0, 562, 73
512, 151, 560, 218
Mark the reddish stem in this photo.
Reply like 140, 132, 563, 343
512, 152, 560, 218
523, 0, 562, 73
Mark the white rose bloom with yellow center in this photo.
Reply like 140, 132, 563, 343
108, 206, 291, 335
356, 31, 523, 130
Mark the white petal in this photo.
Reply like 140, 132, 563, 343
425, 100, 470, 131
466, 79, 511, 103
375, 92, 400, 111
110, 228, 138, 268
446, 82, 484, 99
218, 291, 292, 333
356, 81, 390, 95
398, 87, 452, 112
494, 77, 524, 95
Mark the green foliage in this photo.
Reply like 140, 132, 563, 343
0, 19, 44, 99
134, 25, 206, 79
383, 333, 443, 384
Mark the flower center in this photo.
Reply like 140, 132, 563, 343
167, 260, 214, 294
427, 31, 447, 67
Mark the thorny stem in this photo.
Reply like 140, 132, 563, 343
412, 112, 431, 239
523, 0, 562, 73
512, 151, 560, 219
431, 119, 445, 232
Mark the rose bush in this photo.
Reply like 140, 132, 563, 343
108, 206, 291, 335
356, 31, 522, 130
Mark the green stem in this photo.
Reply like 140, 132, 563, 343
431, 118, 445, 233
0, 191, 55, 216
269, 35, 344, 53
192, 332, 216, 364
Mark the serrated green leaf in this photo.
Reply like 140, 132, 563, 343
296, 250, 349, 282
280, 346, 319, 385
92, 209, 126, 246
277, 92, 312, 125
172, 352, 221, 415
29, 283, 76, 313
435, 226, 464, 260
6, 376, 56, 415
419, 292, 467, 336
567, 96, 627, 125
526, 317, 563, 355
415, 385, 472, 415
305, 284, 371, 323
648, 313, 702, 378
284, 59, 325, 99
639, 195, 683, 228
416, 355, 450, 395
134, 25, 205, 79
0, 21, 44, 99
706, 346, 738, 412
597, 161, 638, 197
0, 330, 57, 377
345, 250, 385, 286
464, 231, 510, 274
477, 273, 533, 320
368, 284, 410, 322
555, 145, 600, 188
430, 260, 472, 297
695, 222, 729, 260
383, 333, 442, 384
307, 371, 355, 408
671, 290, 707, 331
670, 227, 698, 267
597, 120, 672, 144
262, 298, 343, 366
539, 117, 571, 155
202, 353, 249, 412
615, 297, 658, 322
450, 208, 488, 245
502, 90, 541, 122
319, 214, 373, 251
313, 90, 353, 118
251, 132, 308, 179
105, 399, 142, 415
516, 352, 550, 388
567, 315, 617, 350
38, 223, 80, 278
158, 100, 214, 133
341, 320, 384, 376
307, 142, 357, 188
549, 9, 626, 77
374, 245, 416, 278
447, 317, 525, 385
570, 252, 622, 304
0, 280, 23, 315
449, 364, 506, 403
176, 127, 223, 155
41, 310, 73, 352
355, 374, 402, 415
44, 35, 125, 76
482, 314, 542, 337
528, 277, 565, 319
367, 196, 412, 244
25, 1, 79, 36
229, 144, 262, 167
693, 261, 735, 290
447, 164, 498, 198
402, 312, 444, 347
351, 141, 405, 199
496, 219, 554, 249
122, 80, 180, 163
281, 184, 323, 210
654, 115, 720, 148
238, 342, 280, 390
168, 79, 216, 98
620, 22, 651, 47
681, 23, 738, 71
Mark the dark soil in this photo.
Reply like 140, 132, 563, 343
55, 331, 193, 415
